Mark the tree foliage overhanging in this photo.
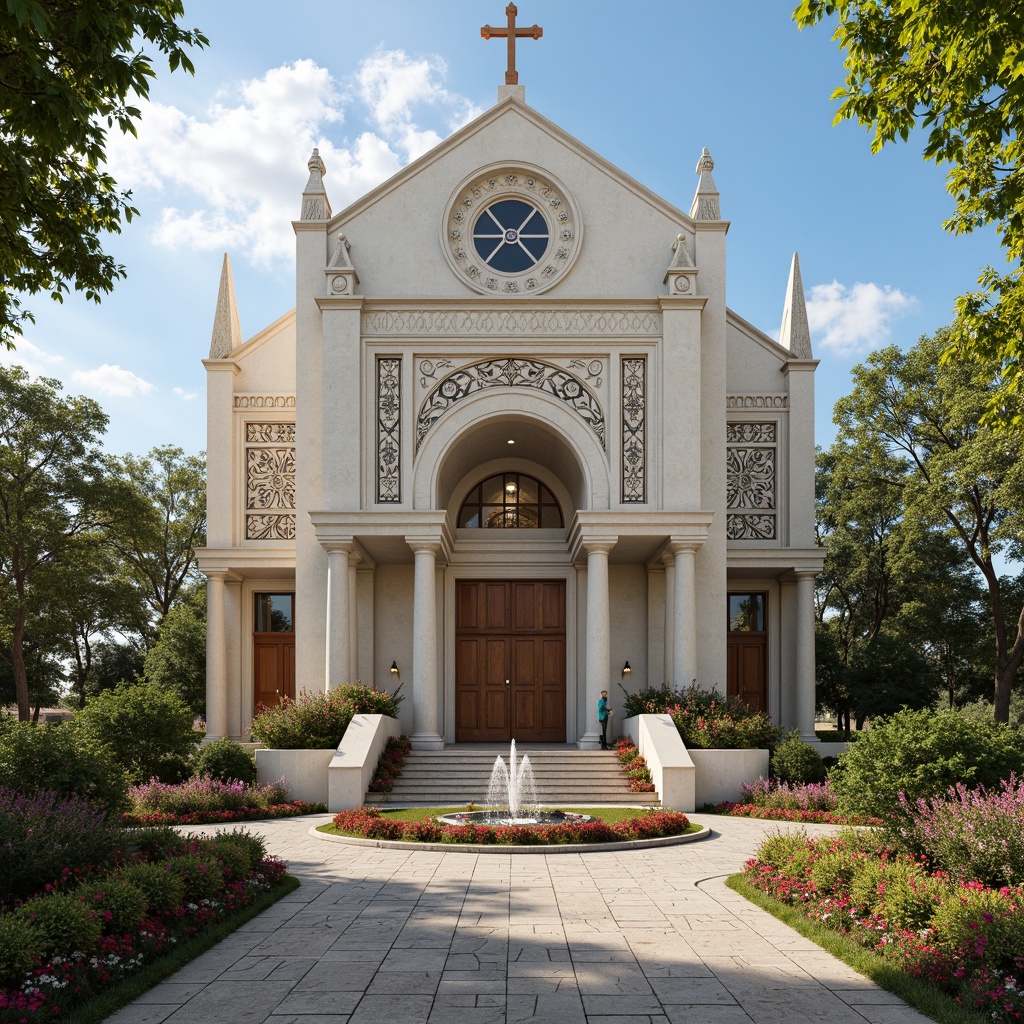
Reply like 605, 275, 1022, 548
795, 1, 1024, 418
0, 0, 207, 347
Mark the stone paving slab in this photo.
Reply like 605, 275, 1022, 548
104, 815, 931, 1024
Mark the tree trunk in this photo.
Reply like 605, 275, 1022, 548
11, 606, 30, 722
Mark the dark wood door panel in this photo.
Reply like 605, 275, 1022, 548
254, 636, 295, 713
726, 634, 767, 713
456, 580, 566, 743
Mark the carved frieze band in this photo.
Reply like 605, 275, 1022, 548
417, 358, 605, 452
621, 357, 646, 503
245, 421, 296, 541
725, 394, 788, 410
377, 357, 401, 503
726, 421, 776, 541
234, 395, 296, 409
363, 309, 660, 337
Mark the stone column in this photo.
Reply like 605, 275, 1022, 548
410, 540, 444, 749
348, 551, 361, 684
662, 553, 675, 686
795, 570, 819, 742
325, 545, 351, 691
672, 543, 699, 687
580, 540, 615, 749
205, 571, 228, 740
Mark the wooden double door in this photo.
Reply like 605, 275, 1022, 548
456, 580, 566, 742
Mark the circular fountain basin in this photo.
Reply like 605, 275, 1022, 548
436, 809, 592, 827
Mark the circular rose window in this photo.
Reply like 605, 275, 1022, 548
443, 166, 581, 295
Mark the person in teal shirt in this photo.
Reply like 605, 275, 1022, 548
597, 690, 612, 749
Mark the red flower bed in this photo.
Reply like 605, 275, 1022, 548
330, 806, 692, 845
713, 802, 882, 826
120, 801, 324, 827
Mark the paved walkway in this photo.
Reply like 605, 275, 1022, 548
107, 814, 931, 1024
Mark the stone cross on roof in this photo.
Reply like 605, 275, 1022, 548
481, 4, 543, 85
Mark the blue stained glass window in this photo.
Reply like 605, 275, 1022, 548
472, 199, 549, 273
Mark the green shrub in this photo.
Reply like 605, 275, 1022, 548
770, 732, 827, 784
210, 827, 268, 868
808, 849, 859, 893
168, 854, 224, 902
667, 684, 782, 750
16, 893, 103, 959
117, 862, 185, 913
250, 683, 403, 749
77, 878, 148, 935
830, 707, 1024, 819
756, 831, 815, 872
122, 825, 191, 862
0, 913, 43, 986
621, 684, 682, 718
0, 721, 127, 810
210, 841, 251, 880
73, 680, 202, 784
931, 885, 1024, 971
192, 738, 257, 785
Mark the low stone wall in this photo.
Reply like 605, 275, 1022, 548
688, 748, 770, 807
255, 714, 402, 810
623, 714, 695, 812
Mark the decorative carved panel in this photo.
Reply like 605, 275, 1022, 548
621, 357, 646, 503
245, 422, 296, 541
363, 308, 660, 337
725, 394, 787, 410
416, 358, 605, 452
726, 421, 777, 541
377, 357, 401, 503
234, 395, 295, 409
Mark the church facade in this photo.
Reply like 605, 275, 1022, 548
197, 83, 824, 750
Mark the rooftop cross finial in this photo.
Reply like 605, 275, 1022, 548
481, 4, 542, 86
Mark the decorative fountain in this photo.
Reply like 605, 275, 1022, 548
437, 739, 591, 827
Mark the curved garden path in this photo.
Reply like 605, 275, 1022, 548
106, 814, 930, 1024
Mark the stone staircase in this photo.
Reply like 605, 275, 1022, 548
371, 746, 660, 807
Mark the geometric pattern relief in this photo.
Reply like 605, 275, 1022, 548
245, 422, 296, 541
363, 308, 660, 337
621, 357, 645, 502
416, 358, 605, 452
377, 357, 401, 503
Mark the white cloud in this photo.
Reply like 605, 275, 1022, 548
806, 280, 916, 356
103, 52, 481, 264
72, 364, 154, 398
0, 337, 64, 379
173, 387, 198, 401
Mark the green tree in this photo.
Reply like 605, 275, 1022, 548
85, 638, 147, 697
0, 1, 207, 347
0, 366, 143, 720
143, 581, 206, 715
111, 446, 206, 623
833, 331, 1024, 722
795, 1, 1024, 415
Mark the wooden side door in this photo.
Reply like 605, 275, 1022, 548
726, 592, 767, 712
253, 593, 295, 713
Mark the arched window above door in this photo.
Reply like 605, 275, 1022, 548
457, 472, 563, 529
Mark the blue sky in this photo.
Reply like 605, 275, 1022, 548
3, 0, 1006, 458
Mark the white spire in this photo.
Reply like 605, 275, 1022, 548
779, 252, 813, 359
300, 147, 331, 221
689, 148, 721, 221
209, 253, 242, 359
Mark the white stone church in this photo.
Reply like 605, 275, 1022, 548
197, 68, 824, 750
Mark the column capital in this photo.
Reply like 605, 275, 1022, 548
582, 537, 617, 556
667, 537, 703, 555
406, 536, 442, 557
784, 568, 820, 583
321, 537, 355, 555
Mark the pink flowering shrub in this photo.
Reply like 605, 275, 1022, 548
667, 683, 781, 749
368, 736, 411, 793
892, 775, 1024, 888
744, 829, 1024, 1023
331, 806, 692, 845
611, 739, 656, 792
126, 776, 289, 816
740, 777, 839, 812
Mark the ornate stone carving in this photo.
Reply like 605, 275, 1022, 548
234, 395, 296, 409
417, 358, 605, 451
326, 233, 359, 295
726, 418, 777, 541
727, 514, 775, 541
664, 233, 698, 295
690, 148, 722, 222
300, 148, 331, 221
377, 357, 401, 503
725, 394, 788, 410
245, 422, 296, 541
364, 308, 660, 337
443, 166, 582, 296
621, 357, 646, 503
725, 422, 775, 444
246, 514, 296, 541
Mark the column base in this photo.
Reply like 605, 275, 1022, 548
799, 732, 821, 744
577, 732, 606, 751
410, 732, 445, 751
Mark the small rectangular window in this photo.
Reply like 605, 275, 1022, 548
255, 593, 294, 633
728, 594, 765, 632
